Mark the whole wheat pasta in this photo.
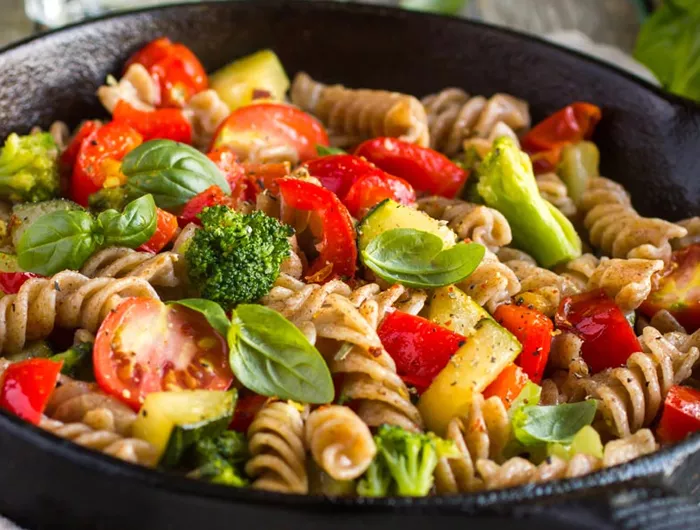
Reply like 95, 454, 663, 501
97, 63, 160, 113
80, 247, 183, 288
636, 310, 686, 336
458, 249, 521, 313
554, 253, 600, 291
417, 196, 512, 250
587, 257, 664, 312
421, 88, 530, 157
305, 405, 376, 481
536, 172, 577, 218
672, 217, 700, 250
347, 282, 427, 330
291, 72, 429, 147
548, 332, 584, 371
245, 401, 308, 494
182, 89, 231, 149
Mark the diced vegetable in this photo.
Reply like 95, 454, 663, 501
0, 272, 41, 295
521, 103, 602, 154
9, 199, 84, 248
557, 141, 599, 204
0, 133, 60, 204
5, 341, 54, 362
113, 101, 192, 144
657, 385, 700, 443
0, 358, 63, 425
137, 208, 178, 253
483, 363, 529, 409
547, 425, 604, 460
427, 285, 490, 337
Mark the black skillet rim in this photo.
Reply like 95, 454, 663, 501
0, 0, 699, 512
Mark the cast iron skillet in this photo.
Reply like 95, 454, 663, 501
0, 2, 699, 529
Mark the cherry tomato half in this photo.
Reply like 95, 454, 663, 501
0, 358, 63, 425
94, 297, 233, 410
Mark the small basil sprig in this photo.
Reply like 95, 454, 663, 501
316, 145, 346, 156
511, 400, 598, 446
361, 228, 485, 288
169, 298, 231, 338
17, 195, 157, 275
122, 140, 231, 210
228, 304, 334, 404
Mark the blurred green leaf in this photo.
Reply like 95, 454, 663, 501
399, 0, 470, 16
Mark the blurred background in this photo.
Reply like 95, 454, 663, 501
2, 0, 698, 102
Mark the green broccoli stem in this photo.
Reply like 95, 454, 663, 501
50, 342, 94, 381
356, 459, 390, 497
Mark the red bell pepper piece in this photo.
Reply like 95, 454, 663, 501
0, 359, 63, 425
354, 137, 468, 198
494, 303, 553, 384
207, 148, 248, 205
0, 272, 42, 295
276, 178, 357, 280
60, 120, 101, 174
377, 311, 467, 393
521, 102, 602, 154
657, 385, 700, 443
640, 244, 700, 332
243, 162, 291, 199
529, 149, 561, 175
178, 185, 238, 228
113, 100, 192, 144
137, 208, 178, 254
556, 289, 641, 374
483, 363, 529, 409
229, 392, 268, 433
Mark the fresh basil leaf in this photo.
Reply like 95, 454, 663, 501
316, 145, 346, 156
170, 298, 230, 338
122, 140, 231, 210
512, 400, 597, 446
399, 0, 469, 15
508, 381, 542, 420
228, 304, 333, 404
361, 228, 485, 288
17, 210, 98, 275
97, 194, 157, 248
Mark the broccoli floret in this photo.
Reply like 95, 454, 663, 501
0, 133, 60, 203
357, 425, 459, 497
189, 431, 249, 487
50, 341, 94, 381
88, 186, 129, 212
185, 206, 292, 310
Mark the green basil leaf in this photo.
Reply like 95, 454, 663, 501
508, 381, 542, 420
512, 400, 598, 446
97, 194, 157, 248
228, 304, 333, 404
17, 210, 98, 275
122, 140, 231, 210
361, 228, 485, 288
170, 298, 230, 338
316, 145, 346, 156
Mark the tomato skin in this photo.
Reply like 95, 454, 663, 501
657, 385, 700, 443
305, 154, 376, 199
60, 121, 101, 174
178, 185, 238, 228
229, 392, 268, 433
113, 100, 192, 143
211, 103, 329, 163
94, 297, 233, 410
277, 178, 357, 280
71, 121, 143, 206
243, 162, 291, 199
494, 304, 553, 384
343, 172, 416, 218
640, 244, 700, 332
483, 363, 529, 409
207, 149, 248, 204
136, 208, 178, 254
0, 272, 42, 295
378, 311, 466, 394
0, 359, 63, 425
556, 289, 641, 374
354, 137, 468, 198
529, 149, 561, 175
521, 103, 602, 154
125, 37, 207, 108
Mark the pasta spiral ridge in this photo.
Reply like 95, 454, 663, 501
245, 401, 308, 494
291, 72, 429, 147
420, 88, 530, 157
347, 282, 427, 330
587, 257, 664, 312
80, 247, 183, 288
458, 249, 521, 313
555, 253, 600, 291
183, 89, 231, 149
536, 172, 577, 218
305, 405, 377, 481
417, 196, 512, 250
672, 217, 700, 250
0, 271, 159, 354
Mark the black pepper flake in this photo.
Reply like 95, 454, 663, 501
53, 281, 61, 291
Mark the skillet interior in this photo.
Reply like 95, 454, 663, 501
0, 2, 699, 529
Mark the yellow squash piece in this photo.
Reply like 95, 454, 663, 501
418, 319, 521, 434
428, 285, 491, 337
209, 49, 290, 110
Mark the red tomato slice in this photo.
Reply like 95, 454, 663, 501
0, 359, 63, 425
211, 103, 329, 163
556, 289, 640, 374
640, 244, 700, 332
113, 100, 192, 143
343, 172, 416, 219
657, 385, 700, 443
178, 185, 238, 228
521, 102, 602, 154
137, 208, 178, 254
71, 121, 143, 206
483, 363, 529, 409
207, 148, 248, 205
94, 297, 233, 410
60, 120, 101, 174
305, 154, 376, 199
0, 272, 42, 295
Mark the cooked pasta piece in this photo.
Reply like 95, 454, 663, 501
457, 249, 521, 313
420, 88, 530, 157
0, 271, 159, 354
291, 72, 429, 147
417, 196, 512, 250
580, 177, 687, 262
587, 258, 664, 312
80, 247, 183, 288
305, 405, 376, 481
602, 428, 657, 467
39, 417, 159, 467
347, 282, 426, 330
554, 253, 600, 291
182, 89, 231, 149
255, 170, 319, 234
30, 121, 71, 152
548, 332, 584, 371
97, 63, 160, 113
672, 217, 700, 250
636, 310, 686, 336
536, 172, 577, 218
245, 401, 308, 494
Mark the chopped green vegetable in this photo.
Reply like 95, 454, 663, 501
0, 133, 60, 203
185, 206, 292, 309
508, 381, 542, 419
6, 340, 54, 362
50, 342, 94, 381
188, 431, 249, 487
477, 137, 582, 267
557, 142, 599, 204
88, 186, 129, 212
316, 145, 346, 156
512, 400, 598, 446
399, 0, 470, 15
547, 425, 604, 461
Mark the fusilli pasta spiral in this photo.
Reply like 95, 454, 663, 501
458, 249, 521, 313
97, 63, 159, 113
672, 217, 700, 250
536, 172, 577, 218
80, 247, 183, 289
554, 253, 600, 291
587, 257, 664, 312
183, 89, 231, 149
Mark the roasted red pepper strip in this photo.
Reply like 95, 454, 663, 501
494, 303, 553, 384
483, 363, 529, 409
529, 149, 561, 175
229, 392, 268, 433
640, 244, 700, 332
207, 149, 248, 205
657, 385, 700, 443
521, 102, 602, 154
137, 208, 178, 254
0, 272, 42, 295
113, 100, 192, 144
178, 185, 238, 228
354, 137, 468, 198
556, 289, 640, 374
305, 154, 379, 198
277, 178, 357, 280
378, 311, 467, 393
0, 359, 63, 425
60, 120, 101, 175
